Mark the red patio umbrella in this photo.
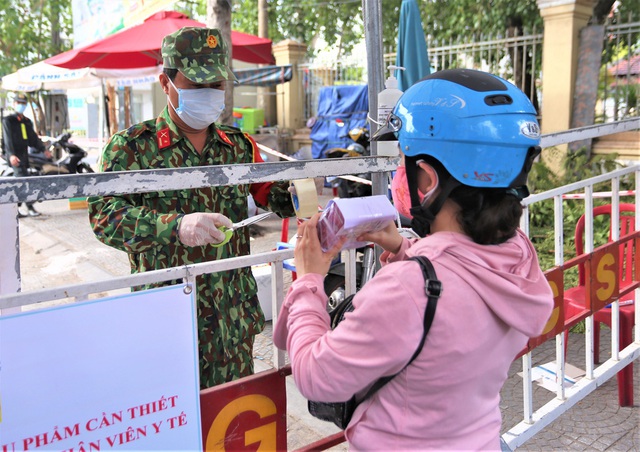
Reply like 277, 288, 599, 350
231, 30, 276, 66
46, 11, 275, 70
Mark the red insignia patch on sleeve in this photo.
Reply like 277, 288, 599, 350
157, 128, 171, 149
216, 129, 234, 146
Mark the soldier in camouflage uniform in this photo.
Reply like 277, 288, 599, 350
88, 27, 295, 389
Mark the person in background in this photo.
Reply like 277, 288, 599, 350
88, 27, 295, 389
275, 69, 554, 449
2, 92, 47, 217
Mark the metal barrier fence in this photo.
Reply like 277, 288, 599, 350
0, 118, 638, 449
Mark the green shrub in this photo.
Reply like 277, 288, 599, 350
528, 147, 632, 264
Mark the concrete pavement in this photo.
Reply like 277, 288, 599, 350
12, 197, 640, 451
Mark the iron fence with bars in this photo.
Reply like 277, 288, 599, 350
600, 19, 640, 123
298, 30, 542, 122
299, 18, 639, 126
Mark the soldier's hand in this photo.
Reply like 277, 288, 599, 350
178, 213, 233, 247
9, 155, 19, 166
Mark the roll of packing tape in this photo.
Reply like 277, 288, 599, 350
291, 178, 319, 218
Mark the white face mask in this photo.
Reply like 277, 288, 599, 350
168, 78, 225, 130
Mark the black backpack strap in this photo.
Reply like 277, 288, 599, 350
359, 255, 441, 401
407, 256, 442, 363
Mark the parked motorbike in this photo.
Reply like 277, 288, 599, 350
46, 132, 94, 174
0, 132, 94, 177
324, 126, 372, 199
324, 242, 377, 311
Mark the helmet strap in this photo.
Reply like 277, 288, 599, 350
410, 178, 459, 237
409, 205, 434, 237
405, 156, 460, 237
404, 156, 423, 209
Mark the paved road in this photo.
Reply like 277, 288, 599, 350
12, 198, 640, 450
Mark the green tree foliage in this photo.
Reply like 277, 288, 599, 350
223, 0, 544, 57
420, 0, 542, 42
228, 0, 376, 58
0, 0, 73, 77
594, 0, 639, 24
182, 0, 629, 59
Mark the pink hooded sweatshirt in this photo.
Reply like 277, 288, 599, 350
274, 229, 553, 451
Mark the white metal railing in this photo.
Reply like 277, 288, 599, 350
505, 164, 639, 448
0, 119, 638, 449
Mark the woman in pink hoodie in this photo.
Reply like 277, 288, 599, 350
274, 69, 554, 450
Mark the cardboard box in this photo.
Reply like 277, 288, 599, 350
317, 195, 396, 252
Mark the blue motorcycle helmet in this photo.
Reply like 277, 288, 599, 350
373, 69, 541, 236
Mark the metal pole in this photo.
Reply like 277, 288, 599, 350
362, 0, 387, 268
99, 80, 107, 145
0, 204, 21, 315
1, 107, 5, 155
0, 108, 22, 310
362, 0, 386, 196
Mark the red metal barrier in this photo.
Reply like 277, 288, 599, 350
294, 432, 346, 451
200, 368, 288, 451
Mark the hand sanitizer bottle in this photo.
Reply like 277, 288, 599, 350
376, 65, 404, 156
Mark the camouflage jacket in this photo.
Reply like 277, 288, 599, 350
88, 107, 295, 349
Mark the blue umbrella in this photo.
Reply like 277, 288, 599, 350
396, 0, 431, 91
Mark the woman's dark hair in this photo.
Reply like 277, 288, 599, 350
163, 68, 179, 80
450, 185, 523, 245
421, 155, 523, 245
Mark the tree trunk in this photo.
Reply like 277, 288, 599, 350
49, 1, 62, 51
124, 87, 132, 129
29, 93, 47, 136
107, 83, 118, 136
206, 0, 234, 126
592, 0, 616, 24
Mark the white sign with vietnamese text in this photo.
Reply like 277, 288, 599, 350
0, 285, 202, 451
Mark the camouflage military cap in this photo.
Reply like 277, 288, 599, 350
162, 27, 237, 83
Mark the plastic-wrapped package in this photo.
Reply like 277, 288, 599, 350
317, 195, 397, 251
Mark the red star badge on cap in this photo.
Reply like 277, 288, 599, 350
157, 128, 171, 149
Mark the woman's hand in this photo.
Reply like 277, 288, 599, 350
294, 213, 345, 277
357, 220, 403, 254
